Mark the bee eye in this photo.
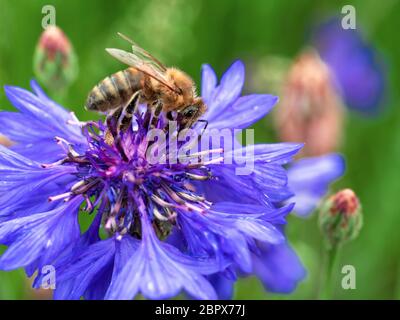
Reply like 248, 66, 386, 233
182, 105, 198, 118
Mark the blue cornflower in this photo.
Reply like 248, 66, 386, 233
312, 18, 387, 115
0, 61, 305, 300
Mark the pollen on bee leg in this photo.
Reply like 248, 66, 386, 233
104, 129, 115, 146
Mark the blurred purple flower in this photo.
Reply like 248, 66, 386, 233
0, 61, 306, 299
288, 153, 346, 217
313, 18, 387, 115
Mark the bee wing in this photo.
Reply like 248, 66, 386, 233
117, 32, 167, 72
106, 48, 179, 93
106, 48, 164, 77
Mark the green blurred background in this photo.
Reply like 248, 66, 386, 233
0, 0, 399, 299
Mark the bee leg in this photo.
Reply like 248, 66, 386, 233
106, 107, 122, 131
177, 117, 207, 135
105, 107, 123, 145
150, 100, 163, 129
125, 90, 142, 116
175, 119, 208, 154
194, 119, 209, 149
117, 91, 141, 134
196, 119, 208, 138
104, 106, 129, 161
104, 92, 141, 161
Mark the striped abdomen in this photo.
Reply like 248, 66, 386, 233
85, 67, 144, 112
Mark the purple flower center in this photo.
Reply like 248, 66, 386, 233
47, 108, 217, 240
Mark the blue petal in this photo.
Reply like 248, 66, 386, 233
210, 202, 294, 225
55, 238, 116, 300
208, 94, 278, 130
0, 145, 76, 220
32, 211, 103, 291
201, 64, 218, 104
198, 143, 301, 206
203, 60, 245, 123
1, 82, 85, 161
0, 143, 38, 169
83, 266, 114, 300
29, 79, 74, 123
178, 204, 288, 274
179, 211, 251, 272
206, 208, 286, 244
199, 168, 288, 208
4, 85, 79, 139
252, 242, 306, 294
288, 153, 345, 216
105, 221, 218, 300
227, 143, 303, 165
0, 196, 82, 270
208, 273, 235, 300
0, 112, 48, 142
10, 141, 72, 163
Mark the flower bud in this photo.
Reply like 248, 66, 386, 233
319, 189, 362, 248
33, 26, 78, 92
274, 50, 344, 157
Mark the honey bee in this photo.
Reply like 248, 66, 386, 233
85, 33, 206, 130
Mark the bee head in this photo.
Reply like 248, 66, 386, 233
177, 98, 207, 129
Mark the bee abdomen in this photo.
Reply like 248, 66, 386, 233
122, 67, 143, 93
85, 67, 143, 112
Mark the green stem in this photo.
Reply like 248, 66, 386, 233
319, 245, 339, 299
394, 260, 400, 299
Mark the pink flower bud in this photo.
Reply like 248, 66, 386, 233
33, 26, 78, 91
330, 188, 359, 217
319, 188, 362, 248
38, 26, 71, 61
